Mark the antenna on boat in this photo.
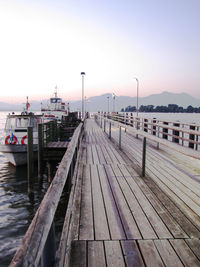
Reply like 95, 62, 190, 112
55, 85, 58, 98
26, 96, 30, 111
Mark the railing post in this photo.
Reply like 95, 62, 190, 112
144, 118, 148, 132
173, 122, 180, 144
196, 127, 199, 150
142, 137, 146, 177
162, 121, 168, 140
104, 119, 106, 132
189, 124, 195, 149
119, 126, 122, 149
109, 122, 111, 139
152, 118, 156, 136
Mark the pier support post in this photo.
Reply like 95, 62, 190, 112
38, 123, 43, 178
27, 126, 34, 198
27, 126, 34, 180
142, 137, 146, 177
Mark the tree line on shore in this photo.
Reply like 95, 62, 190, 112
121, 104, 200, 113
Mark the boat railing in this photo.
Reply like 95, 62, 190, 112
10, 122, 84, 267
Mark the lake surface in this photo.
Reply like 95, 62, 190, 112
0, 111, 200, 266
0, 112, 50, 266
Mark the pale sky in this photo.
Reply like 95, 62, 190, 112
0, 0, 200, 103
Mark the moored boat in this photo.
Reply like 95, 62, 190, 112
0, 97, 43, 166
41, 86, 69, 122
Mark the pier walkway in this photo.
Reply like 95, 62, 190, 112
60, 118, 200, 267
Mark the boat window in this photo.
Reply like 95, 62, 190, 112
5, 118, 16, 130
16, 118, 29, 128
50, 98, 62, 103
51, 98, 57, 103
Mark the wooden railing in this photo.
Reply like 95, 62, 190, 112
98, 112, 200, 151
95, 114, 200, 178
10, 123, 83, 267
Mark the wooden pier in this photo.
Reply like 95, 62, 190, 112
10, 117, 200, 266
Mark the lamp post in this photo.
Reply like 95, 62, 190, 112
107, 96, 110, 115
81, 72, 85, 120
134, 77, 139, 117
112, 93, 116, 113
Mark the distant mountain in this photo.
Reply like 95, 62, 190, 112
68, 91, 200, 112
0, 91, 200, 112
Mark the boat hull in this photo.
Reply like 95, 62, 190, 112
0, 144, 38, 166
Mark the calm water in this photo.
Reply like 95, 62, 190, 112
0, 112, 49, 266
0, 111, 200, 266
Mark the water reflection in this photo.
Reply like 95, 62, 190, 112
0, 159, 49, 266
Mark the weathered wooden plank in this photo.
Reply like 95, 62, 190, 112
121, 240, 144, 267
108, 144, 126, 164
79, 164, 94, 240
126, 165, 188, 238
104, 164, 142, 239
95, 144, 107, 164
97, 164, 126, 240
91, 145, 99, 164
100, 144, 113, 164
150, 162, 200, 210
70, 240, 87, 267
185, 238, 200, 261
138, 240, 164, 267
90, 164, 110, 240
104, 240, 126, 267
88, 241, 106, 267
86, 145, 93, 164
120, 164, 173, 239
154, 239, 183, 267
80, 144, 87, 164
146, 166, 200, 232
144, 175, 200, 238
108, 165, 157, 239
161, 163, 200, 196
170, 239, 200, 266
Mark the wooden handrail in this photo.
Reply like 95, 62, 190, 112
99, 113, 200, 146
96, 115, 200, 159
10, 123, 83, 267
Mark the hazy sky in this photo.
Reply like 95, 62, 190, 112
0, 0, 200, 103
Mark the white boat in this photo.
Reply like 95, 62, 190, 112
0, 98, 43, 166
41, 87, 69, 122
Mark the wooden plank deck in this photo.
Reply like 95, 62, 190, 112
65, 118, 200, 267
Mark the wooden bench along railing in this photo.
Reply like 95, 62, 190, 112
10, 123, 83, 267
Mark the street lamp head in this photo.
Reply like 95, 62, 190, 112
81, 72, 85, 75
134, 77, 138, 82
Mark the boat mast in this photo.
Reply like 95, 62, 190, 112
55, 85, 58, 98
26, 96, 30, 111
